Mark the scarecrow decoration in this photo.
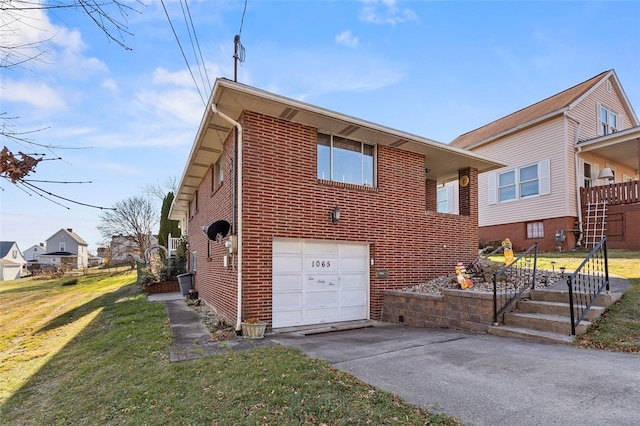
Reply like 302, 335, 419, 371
502, 238, 514, 265
455, 261, 473, 289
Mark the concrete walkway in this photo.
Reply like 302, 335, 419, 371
148, 293, 274, 362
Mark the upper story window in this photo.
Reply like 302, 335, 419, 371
488, 159, 550, 204
317, 133, 375, 187
598, 104, 619, 135
189, 191, 198, 218
59, 242, 66, 252
212, 159, 223, 192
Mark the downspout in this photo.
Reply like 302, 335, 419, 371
211, 103, 244, 332
565, 113, 584, 247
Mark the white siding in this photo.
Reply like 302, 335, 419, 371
475, 117, 571, 227
570, 76, 637, 141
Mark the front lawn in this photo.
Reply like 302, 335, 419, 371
0, 272, 457, 425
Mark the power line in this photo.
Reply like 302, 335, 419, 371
239, 0, 248, 37
184, 0, 212, 94
159, 0, 206, 106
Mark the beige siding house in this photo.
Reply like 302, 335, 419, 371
39, 228, 89, 270
450, 70, 640, 251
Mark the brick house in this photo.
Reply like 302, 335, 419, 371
169, 78, 503, 330
450, 70, 640, 251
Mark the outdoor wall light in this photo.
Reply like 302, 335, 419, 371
329, 206, 341, 224
597, 167, 614, 181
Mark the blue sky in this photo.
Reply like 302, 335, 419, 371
2, 0, 639, 253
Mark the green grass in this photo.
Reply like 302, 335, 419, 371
0, 272, 458, 425
1, 249, 638, 425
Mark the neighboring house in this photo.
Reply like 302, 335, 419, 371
108, 234, 158, 265
39, 228, 89, 270
169, 78, 504, 330
450, 69, 640, 252
23, 243, 46, 262
0, 241, 27, 281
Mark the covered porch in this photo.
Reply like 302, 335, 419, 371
578, 126, 640, 249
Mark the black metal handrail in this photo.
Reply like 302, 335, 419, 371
492, 243, 538, 325
567, 237, 609, 336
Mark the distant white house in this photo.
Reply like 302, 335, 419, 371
0, 241, 27, 281
23, 243, 47, 262
109, 234, 158, 265
38, 228, 89, 270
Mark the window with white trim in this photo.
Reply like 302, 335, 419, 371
317, 133, 375, 186
583, 162, 592, 188
598, 104, 619, 135
212, 159, 223, 192
59, 242, 66, 252
488, 159, 550, 204
527, 222, 544, 239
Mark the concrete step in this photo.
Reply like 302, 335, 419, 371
516, 299, 605, 320
503, 312, 591, 335
530, 289, 622, 308
488, 325, 576, 345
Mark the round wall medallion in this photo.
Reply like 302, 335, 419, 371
459, 176, 470, 187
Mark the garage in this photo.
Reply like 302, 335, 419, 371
272, 239, 369, 328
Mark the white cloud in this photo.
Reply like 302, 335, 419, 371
359, 0, 417, 25
2, 79, 66, 109
102, 78, 119, 93
134, 88, 204, 124
335, 30, 359, 48
152, 67, 196, 87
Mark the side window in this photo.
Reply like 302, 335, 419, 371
597, 103, 620, 135
527, 222, 544, 239
498, 170, 516, 202
488, 159, 550, 204
212, 158, 223, 192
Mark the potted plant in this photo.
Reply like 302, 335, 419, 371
241, 318, 267, 339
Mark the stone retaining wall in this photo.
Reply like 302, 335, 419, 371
382, 289, 496, 333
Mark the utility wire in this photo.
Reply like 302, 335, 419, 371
180, 0, 208, 96
160, 0, 206, 106
184, 0, 212, 94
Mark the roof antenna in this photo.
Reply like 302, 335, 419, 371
233, 35, 245, 82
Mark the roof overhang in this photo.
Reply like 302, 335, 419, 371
578, 126, 640, 173
170, 78, 506, 220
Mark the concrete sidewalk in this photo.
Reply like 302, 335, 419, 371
271, 323, 640, 426
148, 294, 274, 362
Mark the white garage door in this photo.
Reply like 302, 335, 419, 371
272, 239, 369, 328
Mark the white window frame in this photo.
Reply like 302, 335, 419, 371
583, 161, 593, 188
191, 251, 197, 272
488, 159, 550, 205
597, 103, 620, 136
436, 183, 458, 214
59, 242, 66, 252
527, 222, 544, 239
212, 158, 223, 192
317, 133, 376, 187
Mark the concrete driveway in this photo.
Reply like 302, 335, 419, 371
271, 323, 640, 425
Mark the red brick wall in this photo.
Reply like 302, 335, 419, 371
479, 216, 578, 252
189, 110, 480, 326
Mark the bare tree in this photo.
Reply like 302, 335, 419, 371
142, 176, 178, 204
1, 0, 143, 202
97, 196, 158, 264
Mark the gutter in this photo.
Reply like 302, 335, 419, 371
211, 103, 244, 332
565, 112, 584, 247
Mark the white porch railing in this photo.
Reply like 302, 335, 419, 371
168, 234, 182, 257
